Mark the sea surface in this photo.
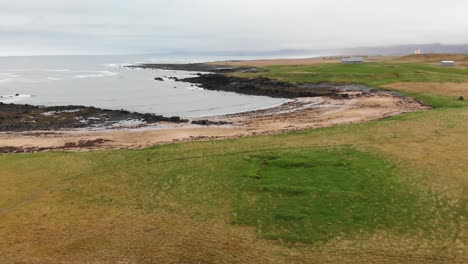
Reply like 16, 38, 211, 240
0, 54, 290, 117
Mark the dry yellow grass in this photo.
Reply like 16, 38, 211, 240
384, 82, 468, 98
2, 190, 464, 263
213, 54, 468, 68
397, 54, 468, 63
211, 57, 340, 67
2, 106, 467, 263
212, 56, 401, 67
2, 60, 468, 263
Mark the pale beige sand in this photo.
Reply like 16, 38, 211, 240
0, 92, 429, 152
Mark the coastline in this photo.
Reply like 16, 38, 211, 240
0, 62, 431, 153
0, 102, 189, 132
0, 91, 429, 153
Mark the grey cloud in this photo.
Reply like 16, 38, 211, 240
0, 0, 467, 55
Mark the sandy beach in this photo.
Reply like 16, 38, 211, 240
0, 90, 428, 153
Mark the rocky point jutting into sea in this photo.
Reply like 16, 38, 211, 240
1, 62, 408, 132
130, 63, 378, 99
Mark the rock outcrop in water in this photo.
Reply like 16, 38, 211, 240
0, 103, 188, 132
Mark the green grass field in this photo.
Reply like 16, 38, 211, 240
236, 148, 464, 244
236, 63, 468, 86
1, 62, 467, 263
234, 62, 468, 108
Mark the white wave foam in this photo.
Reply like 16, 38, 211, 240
98, 70, 119, 76
72, 74, 106, 79
23, 80, 47, 83
104, 64, 119, 68
40, 69, 71, 72
0, 73, 20, 83
47, 77, 63, 81
71, 71, 119, 79
187, 86, 204, 91
0, 94, 32, 103
0, 73, 20, 77
104, 63, 130, 68
0, 78, 16, 83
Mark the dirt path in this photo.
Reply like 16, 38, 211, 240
0, 92, 428, 153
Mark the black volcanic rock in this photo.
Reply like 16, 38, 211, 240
192, 120, 232, 126
128, 63, 375, 99
178, 74, 342, 98
0, 103, 188, 132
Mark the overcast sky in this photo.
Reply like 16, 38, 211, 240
1, 0, 467, 56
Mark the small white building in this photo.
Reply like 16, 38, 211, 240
414, 48, 422, 55
440, 61, 455, 67
341, 57, 364, 64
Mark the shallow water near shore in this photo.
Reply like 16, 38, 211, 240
0, 55, 288, 117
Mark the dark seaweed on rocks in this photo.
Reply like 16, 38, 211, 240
179, 74, 344, 99
0, 103, 188, 132
191, 120, 232, 126
129, 63, 373, 99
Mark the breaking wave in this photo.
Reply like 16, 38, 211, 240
0, 73, 21, 83
71, 71, 119, 79
0, 94, 32, 103
104, 63, 131, 68
47, 77, 63, 81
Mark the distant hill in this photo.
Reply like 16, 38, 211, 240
338, 43, 468, 56
398, 54, 468, 62
170, 43, 468, 58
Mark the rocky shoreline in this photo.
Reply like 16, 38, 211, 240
126, 63, 264, 73
0, 92, 430, 153
179, 74, 373, 99
1, 63, 380, 132
130, 63, 377, 99
0, 103, 189, 132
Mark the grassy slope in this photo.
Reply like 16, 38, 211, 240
236, 63, 468, 85
1, 62, 468, 263
234, 62, 468, 107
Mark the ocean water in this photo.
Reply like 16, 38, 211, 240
0, 54, 289, 117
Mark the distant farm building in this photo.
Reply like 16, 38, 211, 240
341, 57, 364, 64
414, 48, 422, 55
440, 60, 455, 67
